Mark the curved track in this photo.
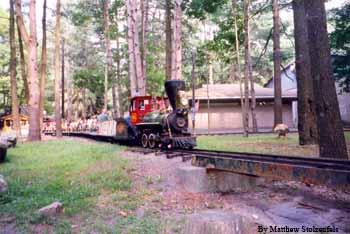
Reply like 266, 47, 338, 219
63, 132, 350, 188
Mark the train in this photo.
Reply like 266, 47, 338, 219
44, 80, 196, 149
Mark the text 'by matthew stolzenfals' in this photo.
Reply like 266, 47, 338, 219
257, 225, 339, 233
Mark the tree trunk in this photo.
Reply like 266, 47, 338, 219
16, 0, 41, 141
126, 0, 137, 97
115, 16, 122, 117
273, 0, 283, 127
39, 0, 47, 132
141, 0, 149, 88
165, 0, 172, 81
82, 88, 86, 119
61, 39, 65, 118
292, 0, 318, 145
131, 0, 144, 95
172, 0, 183, 80
103, 0, 112, 110
16, 21, 29, 105
54, 0, 62, 137
232, 0, 247, 137
244, 0, 257, 132
9, 0, 20, 137
305, 0, 348, 159
67, 59, 72, 122
208, 53, 213, 84
243, 0, 250, 135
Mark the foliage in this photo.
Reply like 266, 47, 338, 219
0, 140, 129, 232
330, 3, 350, 93
73, 68, 105, 111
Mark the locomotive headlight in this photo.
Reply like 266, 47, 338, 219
176, 117, 186, 128
180, 96, 188, 106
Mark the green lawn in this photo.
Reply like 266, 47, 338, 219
197, 132, 350, 157
0, 140, 135, 233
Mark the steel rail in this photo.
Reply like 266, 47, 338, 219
173, 148, 350, 171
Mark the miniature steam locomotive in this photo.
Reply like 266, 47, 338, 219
115, 80, 196, 149
46, 80, 196, 149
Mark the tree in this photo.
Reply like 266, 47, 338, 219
15, 0, 41, 141
292, 0, 318, 145
16, 22, 28, 105
330, 3, 350, 93
172, 0, 183, 80
165, 0, 172, 81
131, 0, 144, 95
54, 0, 62, 137
103, 0, 112, 111
9, 0, 20, 137
305, 0, 348, 159
39, 0, 47, 131
232, 0, 248, 137
141, 0, 149, 83
243, 0, 250, 134
273, 0, 282, 127
126, 0, 137, 96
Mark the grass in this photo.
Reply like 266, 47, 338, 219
197, 132, 350, 157
0, 140, 131, 232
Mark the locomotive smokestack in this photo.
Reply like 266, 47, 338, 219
165, 80, 186, 111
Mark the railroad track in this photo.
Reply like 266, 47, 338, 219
64, 132, 350, 188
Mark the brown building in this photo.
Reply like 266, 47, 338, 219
188, 84, 297, 132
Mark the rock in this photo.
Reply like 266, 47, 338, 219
274, 124, 289, 138
119, 211, 128, 217
184, 210, 256, 234
0, 175, 8, 193
177, 166, 216, 193
38, 202, 63, 217
208, 171, 265, 193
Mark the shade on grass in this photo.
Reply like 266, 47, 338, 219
0, 140, 130, 224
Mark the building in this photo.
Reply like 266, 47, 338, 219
264, 63, 350, 124
188, 83, 297, 132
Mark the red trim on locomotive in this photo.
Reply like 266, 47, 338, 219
129, 96, 168, 125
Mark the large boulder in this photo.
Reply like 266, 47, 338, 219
0, 175, 8, 193
38, 202, 63, 217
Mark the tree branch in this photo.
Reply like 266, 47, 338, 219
253, 27, 273, 68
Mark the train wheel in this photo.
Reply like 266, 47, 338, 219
141, 133, 148, 148
148, 133, 156, 148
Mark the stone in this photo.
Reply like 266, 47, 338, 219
176, 166, 216, 193
274, 124, 289, 138
38, 202, 63, 217
184, 210, 256, 234
0, 175, 8, 193
177, 165, 264, 193
208, 171, 265, 193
